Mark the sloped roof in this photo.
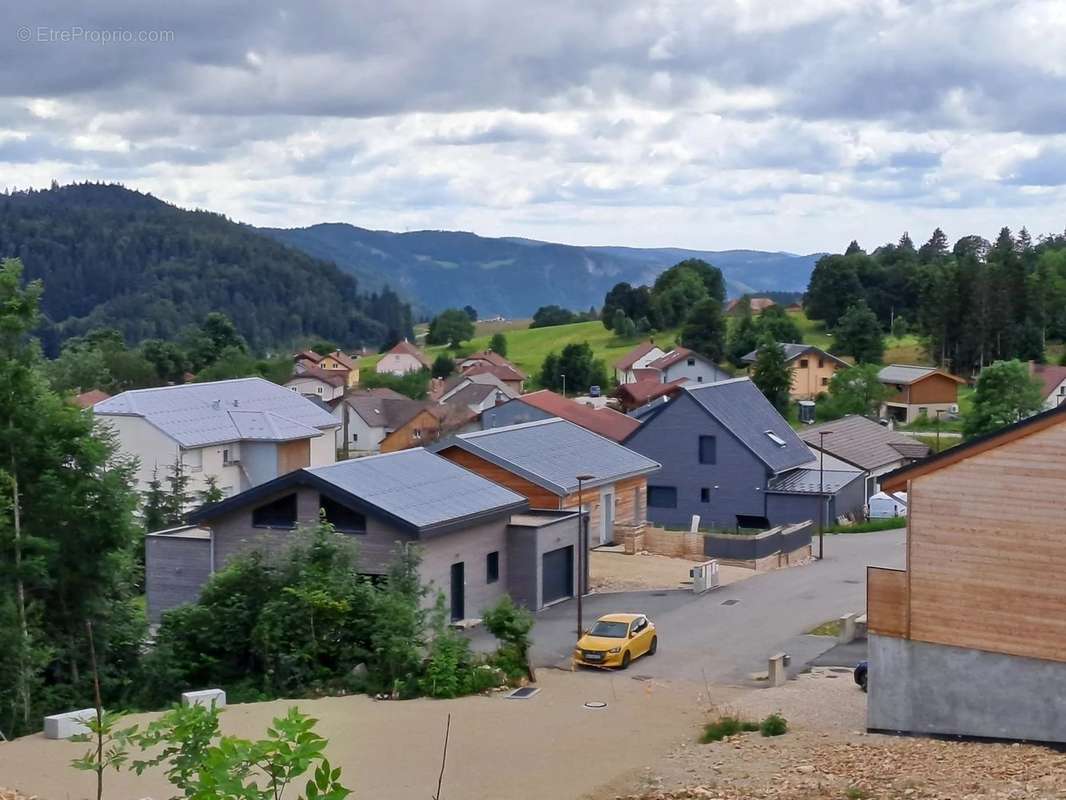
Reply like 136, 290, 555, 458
94, 378, 339, 448
460, 351, 526, 379
616, 379, 687, 406
1031, 363, 1066, 400
614, 341, 661, 370
384, 340, 431, 368
463, 362, 525, 383
189, 448, 527, 535
767, 467, 863, 495
878, 364, 965, 385
343, 393, 428, 429
73, 388, 110, 409
632, 368, 661, 382
799, 415, 930, 471
433, 417, 660, 495
684, 379, 814, 473
648, 347, 698, 370
325, 350, 358, 370
514, 390, 640, 443
726, 297, 776, 314
287, 366, 347, 388
447, 382, 502, 408
742, 343, 849, 367
293, 350, 323, 362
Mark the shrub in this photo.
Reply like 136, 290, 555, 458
420, 593, 474, 699
367, 546, 427, 696
760, 712, 788, 737
699, 715, 759, 743
825, 517, 906, 534
482, 596, 535, 681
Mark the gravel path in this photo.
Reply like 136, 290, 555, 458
590, 550, 754, 593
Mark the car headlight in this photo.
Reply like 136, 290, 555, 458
608, 647, 621, 654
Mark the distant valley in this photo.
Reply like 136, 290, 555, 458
261, 223, 823, 318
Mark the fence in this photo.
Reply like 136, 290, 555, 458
623, 520, 814, 570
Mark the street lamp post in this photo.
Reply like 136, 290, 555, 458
575, 473, 595, 636
817, 430, 833, 560
561, 373, 567, 397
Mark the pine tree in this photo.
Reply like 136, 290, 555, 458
163, 457, 192, 525
844, 240, 864, 256
750, 335, 792, 414
727, 299, 760, 367
142, 467, 168, 532
198, 475, 224, 506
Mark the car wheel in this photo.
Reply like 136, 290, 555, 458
620, 651, 631, 670
648, 636, 658, 656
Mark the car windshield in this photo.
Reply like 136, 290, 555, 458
589, 620, 629, 638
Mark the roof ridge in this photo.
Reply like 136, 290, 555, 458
108, 376, 263, 397
461, 417, 562, 436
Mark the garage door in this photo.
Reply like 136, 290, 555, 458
542, 546, 573, 605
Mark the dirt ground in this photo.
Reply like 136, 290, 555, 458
589, 549, 754, 592
0, 671, 712, 800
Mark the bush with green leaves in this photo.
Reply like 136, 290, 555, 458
760, 712, 788, 737
368, 545, 427, 697
482, 596, 535, 681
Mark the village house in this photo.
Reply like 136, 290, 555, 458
613, 341, 730, 386
799, 414, 929, 497
375, 340, 431, 376
457, 350, 526, 394
742, 343, 850, 400
379, 402, 478, 453
94, 378, 339, 503
725, 296, 776, 315
432, 418, 660, 547
867, 403, 1066, 743
284, 367, 347, 401
624, 378, 865, 530
1030, 362, 1066, 410
437, 376, 517, 414
613, 341, 667, 384
877, 364, 966, 424
614, 379, 687, 413
481, 389, 640, 443
145, 448, 583, 623
292, 349, 359, 387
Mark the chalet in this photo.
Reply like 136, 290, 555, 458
457, 351, 526, 394
799, 415, 929, 496
725, 297, 776, 315
438, 376, 517, 414
614, 341, 667, 384
331, 390, 429, 455
285, 367, 347, 401
433, 418, 660, 547
482, 389, 640, 443
742, 343, 850, 400
877, 364, 966, 424
624, 379, 865, 529
1030, 362, 1066, 410
380, 403, 478, 453
94, 378, 339, 503
146, 448, 582, 622
318, 351, 360, 386
614, 341, 730, 386
867, 404, 1066, 743
375, 340, 431, 376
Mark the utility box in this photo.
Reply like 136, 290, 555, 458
690, 559, 720, 594
798, 400, 816, 424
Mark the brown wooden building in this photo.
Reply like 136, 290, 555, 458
432, 418, 660, 546
877, 364, 966, 424
866, 403, 1066, 742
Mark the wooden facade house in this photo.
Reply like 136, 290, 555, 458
866, 403, 1066, 742
877, 364, 966, 424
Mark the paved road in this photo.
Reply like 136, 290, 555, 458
471, 529, 904, 686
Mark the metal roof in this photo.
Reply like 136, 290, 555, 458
766, 467, 864, 495
435, 417, 661, 495
685, 378, 815, 474
741, 343, 848, 366
94, 378, 339, 448
877, 364, 938, 384
800, 415, 930, 471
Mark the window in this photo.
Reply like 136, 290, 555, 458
631, 617, 647, 635
818, 358, 825, 368
698, 435, 716, 464
413, 428, 423, 440
764, 430, 787, 447
222, 446, 240, 465
319, 495, 367, 534
647, 485, 677, 508
686, 357, 695, 366
820, 376, 829, 386
799, 359, 808, 368
700, 487, 710, 502
697, 376, 703, 383
486, 551, 499, 583
316, 386, 323, 394
252, 493, 298, 528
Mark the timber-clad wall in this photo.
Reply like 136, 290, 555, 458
880, 421, 1066, 664
277, 439, 311, 475
867, 567, 907, 638
438, 447, 561, 508
908, 374, 959, 405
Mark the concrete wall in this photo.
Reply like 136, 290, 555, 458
868, 634, 1066, 743
376, 353, 423, 375
309, 431, 336, 466
480, 401, 553, 431
241, 441, 278, 488
332, 404, 388, 454
625, 392, 770, 529
146, 532, 212, 623
420, 517, 512, 618
97, 414, 181, 494
506, 513, 581, 610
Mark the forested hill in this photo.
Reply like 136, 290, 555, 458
261, 222, 822, 318
0, 183, 412, 353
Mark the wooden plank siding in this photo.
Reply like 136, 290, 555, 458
909, 373, 961, 405
380, 409, 438, 453
867, 567, 908, 637
277, 439, 311, 475
436, 446, 562, 508
883, 421, 1066, 663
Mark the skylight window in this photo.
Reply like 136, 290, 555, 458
765, 430, 787, 447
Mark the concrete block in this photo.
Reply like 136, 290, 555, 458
43, 708, 96, 739
838, 612, 859, 644
768, 653, 787, 687
181, 688, 226, 709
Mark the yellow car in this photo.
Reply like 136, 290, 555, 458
573, 613, 658, 670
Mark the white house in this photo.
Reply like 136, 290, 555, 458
94, 378, 340, 506
330, 389, 426, 455
375, 341, 430, 376
1031, 362, 1066, 411
613, 341, 667, 384
284, 367, 347, 401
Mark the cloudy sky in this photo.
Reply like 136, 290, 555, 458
2, 0, 1065, 253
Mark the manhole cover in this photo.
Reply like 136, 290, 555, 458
584, 701, 608, 709
721, 599, 740, 606
505, 687, 541, 700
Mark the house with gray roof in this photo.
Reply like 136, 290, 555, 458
432, 418, 660, 547
94, 378, 340, 504
146, 448, 581, 622
799, 415, 930, 495
624, 378, 865, 529
876, 364, 966, 423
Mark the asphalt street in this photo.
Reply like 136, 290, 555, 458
470, 529, 904, 685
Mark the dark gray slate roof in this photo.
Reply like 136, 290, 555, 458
800, 415, 930, 471
307, 449, 526, 530
435, 418, 660, 495
685, 379, 814, 474
95, 377, 338, 448
767, 467, 864, 495
741, 343, 848, 366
